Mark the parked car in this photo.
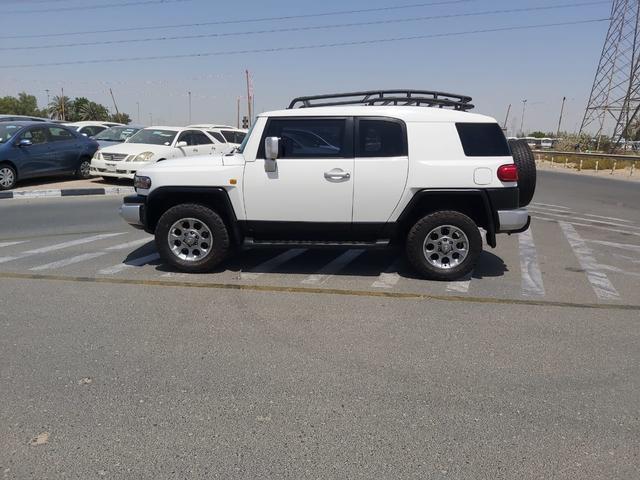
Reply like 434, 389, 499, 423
120, 89, 535, 280
93, 125, 143, 149
0, 121, 99, 190
90, 126, 225, 180
0, 114, 54, 123
65, 121, 123, 138
187, 124, 247, 151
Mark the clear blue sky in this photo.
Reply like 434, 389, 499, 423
0, 0, 611, 134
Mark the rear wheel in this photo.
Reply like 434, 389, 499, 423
0, 164, 17, 190
76, 158, 91, 179
406, 211, 482, 281
155, 203, 230, 273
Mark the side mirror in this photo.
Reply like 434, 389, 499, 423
264, 136, 279, 173
176, 141, 188, 148
18, 139, 32, 147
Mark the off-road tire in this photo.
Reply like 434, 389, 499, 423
406, 210, 482, 281
507, 139, 536, 207
155, 203, 230, 273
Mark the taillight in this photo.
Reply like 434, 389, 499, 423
497, 164, 518, 182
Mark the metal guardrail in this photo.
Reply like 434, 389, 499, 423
532, 150, 637, 176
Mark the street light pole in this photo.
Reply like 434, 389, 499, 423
188, 91, 192, 125
556, 96, 566, 138
520, 99, 528, 137
136, 102, 140, 124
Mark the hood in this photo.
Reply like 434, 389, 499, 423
99, 143, 173, 156
97, 139, 122, 149
141, 154, 225, 173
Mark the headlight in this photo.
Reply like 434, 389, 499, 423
134, 175, 152, 190
129, 151, 154, 162
93, 151, 103, 161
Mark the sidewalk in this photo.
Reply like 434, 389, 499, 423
1, 177, 135, 200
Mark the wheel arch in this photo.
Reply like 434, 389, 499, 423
394, 189, 497, 247
145, 187, 242, 244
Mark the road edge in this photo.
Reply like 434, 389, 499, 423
0, 186, 135, 200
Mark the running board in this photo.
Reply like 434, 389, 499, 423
244, 238, 390, 248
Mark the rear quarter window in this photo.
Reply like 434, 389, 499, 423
455, 123, 510, 157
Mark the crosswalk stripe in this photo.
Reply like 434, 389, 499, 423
301, 249, 365, 285
532, 202, 570, 210
586, 239, 640, 252
446, 273, 472, 293
240, 248, 307, 280
583, 213, 634, 224
533, 215, 640, 238
530, 210, 640, 231
372, 260, 401, 289
98, 253, 160, 275
105, 237, 152, 251
0, 240, 29, 249
518, 228, 545, 297
530, 205, 574, 214
30, 252, 108, 272
559, 221, 620, 301
0, 233, 123, 264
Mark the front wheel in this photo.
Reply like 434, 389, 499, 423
76, 158, 91, 179
406, 211, 482, 281
0, 164, 17, 190
155, 203, 230, 273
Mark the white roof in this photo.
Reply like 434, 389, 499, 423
143, 126, 186, 132
187, 124, 237, 130
259, 105, 496, 123
65, 121, 120, 127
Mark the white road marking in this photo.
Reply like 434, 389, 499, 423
105, 237, 152, 251
0, 240, 28, 248
518, 228, 545, 297
559, 221, 620, 301
240, 248, 307, 280
529, 205, 574, 214
30, 252, 108, 271
530, 210, 640, 231
532, 202, 571, 210
372, 260, 401, 289
583, 213, 634, 224
586, 239, 640, 253
611, 252, 640, 264
301, 249, 365, 285
446, 273, 472, 293
532, 215, 640, 238
98, 253, 160, 275
0, 233, 123, 264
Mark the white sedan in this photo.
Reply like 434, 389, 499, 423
90, 126, 224, 180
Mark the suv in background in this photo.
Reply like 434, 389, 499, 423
120, 90, 535, 281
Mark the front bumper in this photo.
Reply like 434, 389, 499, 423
119, 195, 146, 229
90, 158, 152, 180
497, 208, 530, 233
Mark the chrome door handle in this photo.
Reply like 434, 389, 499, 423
324, 170, 351, 180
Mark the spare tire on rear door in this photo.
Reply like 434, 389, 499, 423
507, 139, 536, 207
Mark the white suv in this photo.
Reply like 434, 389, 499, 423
120, 90, 534, 281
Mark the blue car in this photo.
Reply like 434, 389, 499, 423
0, 121, 99, 190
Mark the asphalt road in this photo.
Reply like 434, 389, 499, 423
1, 171, 639, 479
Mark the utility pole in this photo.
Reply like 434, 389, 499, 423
188, 91, 192, 124
520, 99, 527, 137
245, 70, 252, 128
557, 96, 567, 138
236, 97, 240, 129
45, 89, 50, 106
502, 104, 511, 131
136, 102, 140, 123
109, 88, 120, 116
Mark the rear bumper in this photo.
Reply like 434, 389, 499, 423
119, 195, 146, 229
497, 208, 530, 233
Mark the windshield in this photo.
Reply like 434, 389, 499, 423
94, 126, 141, 142
126, 129, 177, 146
237, 124, 254, 154
0, 124, 21, 143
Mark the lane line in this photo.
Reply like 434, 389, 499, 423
532, 202, 571, 210
446, 273, 472, 293
105, 237, 152, 251
97, 253, 160, 275
0, 233, 123, 264
301, 249, 365, 285
559, 221, 620, 301
4, 271, 638, 311
518, 227, 545, 297
530, 205, 575, 214
240, 248, 307, 280
372, 259, 401, 289
532, 215, 640, 238
30, 252, 108, 271
530, 210, 640, 231
586, 239, 640, 253
583, 213, 634, 224
0, 240, 29, 248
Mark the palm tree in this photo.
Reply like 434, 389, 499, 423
79, 101, 109, 121
48, 95, 72, 121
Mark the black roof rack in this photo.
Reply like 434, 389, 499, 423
288, 89, 474, 111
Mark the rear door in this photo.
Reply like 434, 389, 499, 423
352, 117, 409, 232
15, 126, 54, 178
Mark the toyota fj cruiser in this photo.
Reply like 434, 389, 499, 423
120, 90, 535, 281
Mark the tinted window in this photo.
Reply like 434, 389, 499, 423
234, 131, 246, 143
0, 124, 21, 143
261, 119, 349, 158
21, 127, 48, 144
208, 131, 226, 143
48, 126, 74, 141
191, 132, 213, 145
456, 123, 510, 157
357, 119, 406, 157
221, 130, 246, 144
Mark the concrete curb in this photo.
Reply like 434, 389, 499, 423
0, 186, 135, 200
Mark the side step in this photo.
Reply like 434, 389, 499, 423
243, 238, 391, 249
